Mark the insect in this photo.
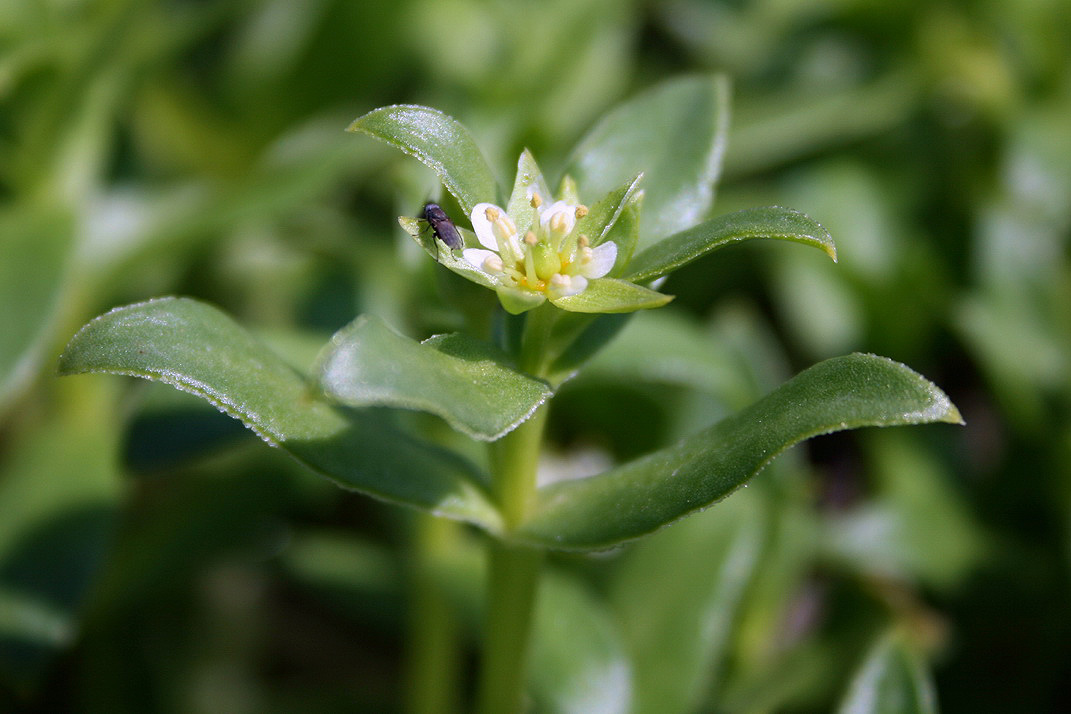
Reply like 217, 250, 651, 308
422, 202, 463, 250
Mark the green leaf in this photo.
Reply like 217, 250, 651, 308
566, 75, 730, 250
529, 571, 631, 714
349, 105, 500, 214
0, 380, 121, 689
517, 353, 962, 550
836, 633, 938, 714
317, 315, 551, 441
58, 298, 501, 530
0, 207, 73, 412
579, 310, 753, 407
612, 491, 765, 714
624, 206, 836, 283
550, 278, 673, 314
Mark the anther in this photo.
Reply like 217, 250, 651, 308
524, 231, 538, 245
575, 205, 589, 219
529, 192, 543, 208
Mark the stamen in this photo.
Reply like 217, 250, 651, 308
484, 206, 501, 222
524, 231, 538, 245
529, 192, 543, 208
523, 243, 538, 284
550, 212, 568, 234
575, 205, 589, 219
578, 234, 590, 247
483, 254, 504, 273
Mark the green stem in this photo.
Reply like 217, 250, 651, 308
405, 515, 461, 714
519, 303, 556, 376
476, 305, 554, 712
476, 542, 544, 714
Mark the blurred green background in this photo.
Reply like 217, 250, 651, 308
2, 0, 1069, 711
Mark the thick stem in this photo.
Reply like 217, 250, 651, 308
476, 307, 553, 711
519, 303, 556, 377
405, 515, 462, 714
476, 542, 544, 714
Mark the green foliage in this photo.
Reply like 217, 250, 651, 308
519, 354, 959, 550
3, 0, 1067, 711
317, 315, 551, 441
59, 298, 500, 529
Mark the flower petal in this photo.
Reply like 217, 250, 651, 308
470, 202, 504, 251
581, 241, 618, 278
548, 273, 588, 300
462, 248, 502, 274
540, 200, 578, 238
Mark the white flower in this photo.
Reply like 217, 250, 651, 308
462, 192, 617, 304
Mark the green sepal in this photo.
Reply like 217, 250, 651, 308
506, 149, 552, 237
497, 286, 547, 315
575, 173, 644, 249
398, 215, 498, 290
550, 278, 673, 314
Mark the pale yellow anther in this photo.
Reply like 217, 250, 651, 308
529, 192, 543, 208
485, 206, 501, 222
524, 231, 538, 245
578, 234, 590, 247
483, 254, 504, 273
550, 212, 569, 234
575, 205, 589, 219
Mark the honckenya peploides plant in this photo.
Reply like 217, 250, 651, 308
59, 76, 961, 712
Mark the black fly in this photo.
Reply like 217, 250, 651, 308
422, 203, 463, 250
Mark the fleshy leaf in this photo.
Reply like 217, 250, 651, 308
517, 353, 962, 550
612, 491, 765, 714
58, 298, 501, 529
317, 315, 551, 441
0, 207, 73, 412
349, 105, 500, 213
0, 380, 121, 689
565, 75, 730, 249
624, 206, 836, 283
836, 633, 938, 714
550, 278, 673, 314
529, 571, 632, 714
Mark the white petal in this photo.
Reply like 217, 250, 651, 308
548, 273, 587, 299
462, 248, 501, 273
539, 201, 577, 237
581, 241, 617, 278
470, 202, 505, 251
